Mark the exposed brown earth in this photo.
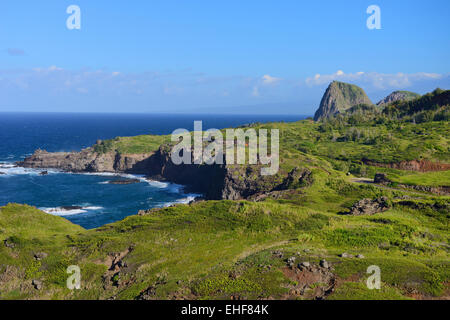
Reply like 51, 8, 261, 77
281, 263, 337, 300
363, 159, 450, 172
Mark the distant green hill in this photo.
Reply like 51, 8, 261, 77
322, 88, 449, 125
377, 91, 421, 106
314, 81, 372, 121
383, 88, 450, 122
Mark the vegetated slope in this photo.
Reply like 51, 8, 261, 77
383, 88, 450, 122
2, 85, 449, 300
377, 91, 421, 106
314, 81, 372, 121
1, 170, 449, 300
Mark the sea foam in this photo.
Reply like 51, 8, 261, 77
40, 205, 105, 216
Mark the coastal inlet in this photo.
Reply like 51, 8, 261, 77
0, 163, 198, 229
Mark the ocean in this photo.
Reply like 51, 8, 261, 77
0, 112, 304, 229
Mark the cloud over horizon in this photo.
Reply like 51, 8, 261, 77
306, 70, 445, 90
0, 66, 448, 113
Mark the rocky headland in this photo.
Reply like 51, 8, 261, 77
17, 145, 299, 201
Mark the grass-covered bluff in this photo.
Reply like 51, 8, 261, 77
1, 86, 449, 300
1, 173, 448, 300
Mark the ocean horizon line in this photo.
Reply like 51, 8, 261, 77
0, 111, 311, 117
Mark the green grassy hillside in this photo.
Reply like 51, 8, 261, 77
1, 88, 449, 300
1, 153, 448, 300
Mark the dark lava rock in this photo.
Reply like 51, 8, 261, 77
39, 171, 48, 175
374, 173, 391, 185
108, 178, 141, 185
277, 167, 313, 190
349, 196, 390, 215
0, 171, 5, 175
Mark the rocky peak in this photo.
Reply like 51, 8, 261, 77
314, 81, 372, 121
376, 91, 420, 106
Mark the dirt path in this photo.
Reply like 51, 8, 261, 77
234, 240, 291, 262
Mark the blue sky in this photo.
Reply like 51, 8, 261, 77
1, 0, 449, 114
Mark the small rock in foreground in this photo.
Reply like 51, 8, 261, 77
299, 262, 310, 268
320, 260, 329, 268
32, 280, 43, 290
34, 252, 48, 260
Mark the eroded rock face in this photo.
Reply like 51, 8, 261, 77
18, 149, 154, 173
219, 165, 283, 200
314, 81, 372, 121
349, 197, 390, 215
363, 159, 450, 172
17, 144, 301, 201
277, 167, 313, 190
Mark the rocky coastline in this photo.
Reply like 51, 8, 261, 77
17, 146, 293, 201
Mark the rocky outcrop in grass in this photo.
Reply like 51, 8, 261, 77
348, 197, 390, 215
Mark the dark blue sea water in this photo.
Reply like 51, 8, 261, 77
0, 113, 304, 229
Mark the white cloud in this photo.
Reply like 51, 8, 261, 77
262, 74, 281, 85
306, 70, 444, 89
0, 66, 447, 113
48, 65, 63, 71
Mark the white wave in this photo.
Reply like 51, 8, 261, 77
40, 205, 104, 216
81, 172, 152, 186
0, 164, 60, 177
80, 172, 145, 178
84, 206, 104, 210
0, 163, 17, 169
143, 179, 185, 194
145, 179, 169, 188
41, 207, 87, 216
162, 194, 199, 207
